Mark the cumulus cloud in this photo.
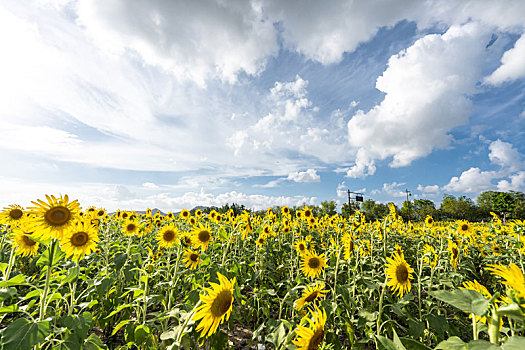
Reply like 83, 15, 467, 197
76, 0, 278, 85
417, 184, 440, 193
443, 139, 525, 194
484, 34, 525, 85
488, 139, 523, 171
346, 23, 488, 177
287, 169, 320, 183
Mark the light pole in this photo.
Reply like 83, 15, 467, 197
405, 189, 412, 221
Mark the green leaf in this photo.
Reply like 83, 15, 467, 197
113, 253, 127, 270
62, 265, 80, 284
0, 318, 49, 350
408, 318, 425, 339
430, 289, 487, 315
111, 319, 133, 336
400, 338, 431, 350
0, 287, 17, 301
134, 324, 150, 345
0, 304, 20, 316
0, 274, 27, 287
37, 245, 65, 267
497, 303, 524, 320
104, 303, 133, 319
467, 340, 500, 350
266, 321, 287, 348
83, 333, 108, 350
435, 337, 466, 350
376, 335, 406, 350
502, 336, 525, 350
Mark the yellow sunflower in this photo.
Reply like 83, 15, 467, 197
122, 219, 140, 236
295, 281, 329, 311
157, 224, 179, 248
11, 219, 39, 257
301, 250, 327, 279
192, 272, 236, 338
179, 209, 190, 219
255, 234, 267, 247
292, 306, 327, 350
385, 252, 413, 297
457, 220, 472, 235
192, 223, 213, 251
486, 263, 525, 298
59, 219, 99, 260
1, 204, 25, 225
343, 239, 355, 260
425, 215, 434, 227
29, 194, 80, 239
183, 249, 201, 270
294, 239, 308, 256
448, 240, 459, 269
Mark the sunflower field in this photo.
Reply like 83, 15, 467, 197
1, 195, 525, 350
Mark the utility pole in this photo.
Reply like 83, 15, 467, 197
405, 189, 412, 221
347, 190, 352, 218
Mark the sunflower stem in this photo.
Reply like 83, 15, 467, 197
472, 314, 478, 340
221, 222, 237, 266
176, 300, 202, 345
376, 276, 388, 336
39, 239, 56, 321
3, 247, 16, 281
68, 260, 80, 316
332, 244, 341, 303
167, 244, 182, 312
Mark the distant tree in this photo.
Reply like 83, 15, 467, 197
360, 199, 388, 221
320, 200, 337, 216
440, 194, 477, 221
341, 202, 360, 219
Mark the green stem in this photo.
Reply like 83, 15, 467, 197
3, 247, 16, 281
472, 314, 478, 340
176, 300, 202, 345
142, 272, 148, 324
376, 276, 388, 336
39, 239, 56, 321
68, 261, 80, 316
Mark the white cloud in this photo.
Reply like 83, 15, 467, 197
76, 0, 278, 86
489, 139, 523, 171
346, 23, 488, 177
381, 182, 407, 198
287, 169, 320, 183
142, 182, 159, 189
497, 171, 525, 192
484, 34, 525, 85
443, 168, 498, 193
417, 184, 440, 193
0, 176, 317, 212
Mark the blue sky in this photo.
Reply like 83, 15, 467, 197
0, 0, 524, 211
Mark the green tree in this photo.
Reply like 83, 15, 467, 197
439, 194, 477, 221
320, 200, 337, 216
341, 202, 360, 219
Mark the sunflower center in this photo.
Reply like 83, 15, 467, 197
22, 234, 36, 247
461, 224, 468, 231
452, 247, 458, 259
45, 206, 70, 226
190, 253, 199, 262
308, 328, 324, 350
304, 210, 311, 217
308, 257, 320, 269
395, 264, 409, 283
299, 243, 305, 251
305, 291, 319, 302
210, 290, 232, 317
10, 209, 23, 220
71, 232, 88, 247
184, 236, 191, 244
163, 230, 175, 242
427, 218, 433, 224
127, 224, 136, 232
198, 230, 210, 243
97, 210, 105, 216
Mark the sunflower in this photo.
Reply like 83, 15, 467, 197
29, 194, 80, 239
448, 240, 459, 269
422, 244, 437, 267
157, 224, 179, 248
179, 209, 190, 219
192, 223, 213, 251
301, 250, 327, 279
195, 209, 202, 217
182, 233, 193, 246
457, 220, 472, 235
486, 263, 525, 298
192, 272, 236, 338
255, 234, 267, 247
294, 239, 308, 256
183, 249, 201, 270
292, 306, 327, 350
1, 204, 25, 225
303, 207, 312, 219
122, 219, 140, 236
385, 252, 413, 297
394, 244, 404, 258
281, 206, 290, 217
59, 219, 99, 260
343, 239, 354, 260
189, 216, 197, 226
295, 281, 329, 311
425, 215, 434, 227
11, 219, 39, 257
